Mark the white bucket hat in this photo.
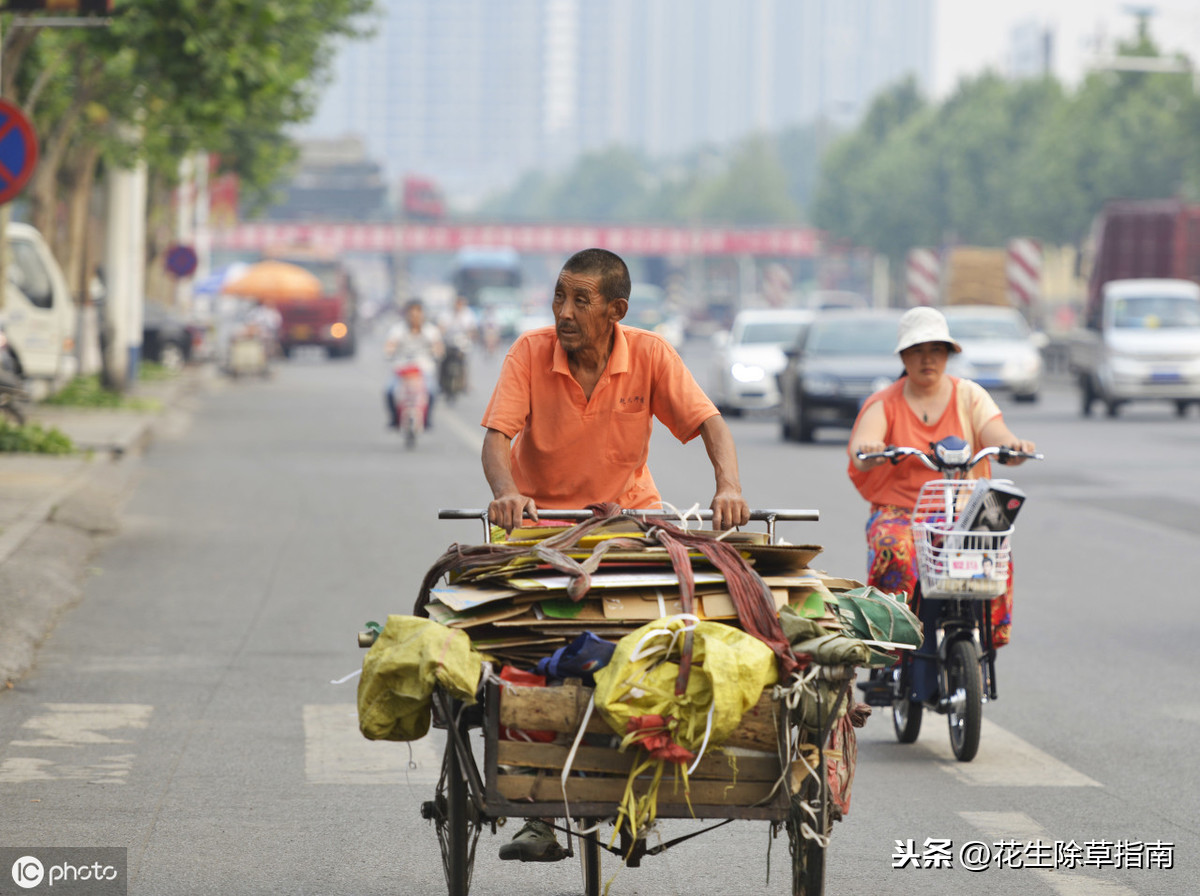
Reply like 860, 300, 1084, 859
895, 306, 963, 354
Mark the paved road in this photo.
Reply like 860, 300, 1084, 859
0, 329, 1194, 895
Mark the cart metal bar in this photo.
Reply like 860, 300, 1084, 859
438, 507, 820, 544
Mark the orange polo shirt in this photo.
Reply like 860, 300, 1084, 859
481, 323, 718, 511
847, 377, 1002, 510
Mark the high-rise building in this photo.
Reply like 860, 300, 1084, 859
300, 0, 933, 205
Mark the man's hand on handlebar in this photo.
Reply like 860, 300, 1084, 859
710, 490, 751, 532
487, 492, 538, 533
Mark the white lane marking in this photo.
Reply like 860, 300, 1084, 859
441, 405, 484, 453
960, 812, 1140, 895
303, 704, 443, 785
924, 719, 1101, 787
0, 704, 152, 785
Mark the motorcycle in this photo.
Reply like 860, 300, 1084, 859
855, 436, 1042, 761
392, 363, 430, 449
438, 342, 467, 405
0, 325, 29, 425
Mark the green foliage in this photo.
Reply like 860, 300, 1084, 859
42, 376, 161, 412
0, 420, 75, 455
9, 0, 376, 208
137, 361, 178, 383
814, 32, 1200, 256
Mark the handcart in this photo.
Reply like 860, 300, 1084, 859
360, 508, 867, 896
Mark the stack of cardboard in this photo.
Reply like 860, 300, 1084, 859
422, 522, 861, 668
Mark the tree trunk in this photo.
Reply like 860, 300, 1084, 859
62, 142, 102, 301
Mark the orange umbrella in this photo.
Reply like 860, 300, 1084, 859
221, 260, 322, 302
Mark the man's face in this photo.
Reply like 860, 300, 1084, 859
552, 270, 625, 354
406, 305, 424, 329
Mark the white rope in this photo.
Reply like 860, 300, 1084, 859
560, 695, 600, 836
329, 668, 361, 685
685, 700, 717, 776
659, 500, 703, 532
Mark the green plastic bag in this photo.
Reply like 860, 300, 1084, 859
831, 586, 924, 666
357, 615, 484, 741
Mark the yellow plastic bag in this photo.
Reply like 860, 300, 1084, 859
357, 615, 483, 741
592, 616, 779, 752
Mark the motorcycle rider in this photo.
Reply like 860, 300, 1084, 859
437, 294, 479, 396
384, 299, 443, 430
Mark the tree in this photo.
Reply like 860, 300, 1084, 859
2, 0, 374, 299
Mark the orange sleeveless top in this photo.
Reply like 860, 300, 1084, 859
846, 377, 1001, 510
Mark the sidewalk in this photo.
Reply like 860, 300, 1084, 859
0, 367, 204, 685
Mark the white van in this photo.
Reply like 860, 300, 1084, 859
1, 221, 78, 392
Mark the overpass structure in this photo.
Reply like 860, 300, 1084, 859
210, 221, 823, 258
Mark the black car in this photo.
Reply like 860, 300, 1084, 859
143, 301, 201, 370
778, 310, 904, 442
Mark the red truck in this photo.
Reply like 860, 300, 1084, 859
1084, 198, 1200, 327
1066, 199, 1200, 416
270, 251, 359, 359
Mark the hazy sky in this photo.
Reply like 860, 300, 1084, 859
935, 0, 1200, 96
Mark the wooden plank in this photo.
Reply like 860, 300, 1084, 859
495, 741, 780, 782
498, 684, 780, 753
494, 773, 780, 808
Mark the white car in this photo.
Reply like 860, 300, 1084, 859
944, 305, 1047, 402
709, 308, 814, 414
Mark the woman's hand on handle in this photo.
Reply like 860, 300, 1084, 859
851, 439, 889, 471
998, 437, 1037, 466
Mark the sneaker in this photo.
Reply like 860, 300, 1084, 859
498, 819, 567, 862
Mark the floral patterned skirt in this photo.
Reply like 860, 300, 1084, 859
865, 504, 1012, 648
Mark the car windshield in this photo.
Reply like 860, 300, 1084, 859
625, 286, 669, 330
478, 287, 522, 309
946, 315, 1027, 340
1111, 295, 1200, 329
805, 318, 897, 355
737, 321, 808, 345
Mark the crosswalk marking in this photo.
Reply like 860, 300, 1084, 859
0, 704, 152, 785
960, 812, 1139, 895
923, 719, 1101, 787
303, 704, 443, 785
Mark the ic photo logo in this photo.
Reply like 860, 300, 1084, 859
12, 855, 44, 889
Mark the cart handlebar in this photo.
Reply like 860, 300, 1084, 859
437, 508, 819, 522
438, 507, 819, 544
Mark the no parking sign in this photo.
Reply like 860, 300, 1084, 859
0, 99, 38, 206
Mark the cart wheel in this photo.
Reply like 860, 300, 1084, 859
891, 659, 922, 744
431, 724, 480, 895
577, 818, 602, 896
787, 772, 831, 896
945, 639, 983, 762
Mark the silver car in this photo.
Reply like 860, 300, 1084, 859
709, 308, 814, 414
944, 305, 1046, 402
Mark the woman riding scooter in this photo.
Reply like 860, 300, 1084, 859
846, 307, 1035, 704
384, 299, 444, 431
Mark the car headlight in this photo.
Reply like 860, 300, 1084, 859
802, 372, 840, 395
731, 362, 766, 383
1002, 353, 1042, 378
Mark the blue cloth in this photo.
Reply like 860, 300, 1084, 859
536, 632, 615, 686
